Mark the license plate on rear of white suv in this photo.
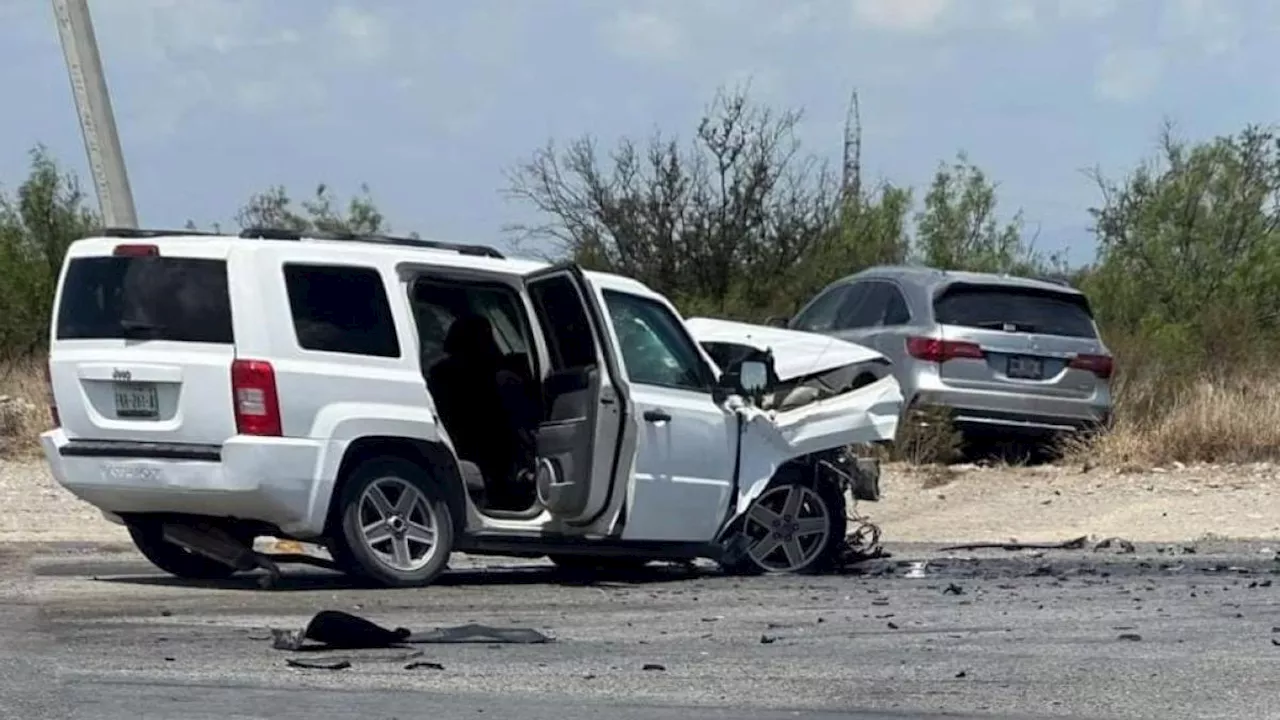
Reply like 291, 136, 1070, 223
114, 382, 159, 418
1007, 355, 1044, 380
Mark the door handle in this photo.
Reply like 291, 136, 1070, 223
643, 409, 672, 423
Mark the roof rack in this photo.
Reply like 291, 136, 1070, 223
238, 227, 505, 259
97, 227, 223, 239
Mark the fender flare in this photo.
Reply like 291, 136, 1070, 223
304, 404, 455, 536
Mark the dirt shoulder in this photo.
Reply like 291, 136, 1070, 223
4, 459, 1279, 546
872, 461, 1280, 544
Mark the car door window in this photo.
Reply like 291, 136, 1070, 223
835, 282, 885, 329
790, 285, 851, 332
882, 284, 911, 325
528, 274, 599, 371
603, 291, 713, 391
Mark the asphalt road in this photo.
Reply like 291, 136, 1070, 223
4, 541, 1280, 720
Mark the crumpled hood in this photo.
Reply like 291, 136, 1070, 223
684, 317, 885, 382
685, 317, 903, 520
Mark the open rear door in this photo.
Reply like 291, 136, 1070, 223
523, 264, 631, 526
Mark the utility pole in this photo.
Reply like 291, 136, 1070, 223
51, 0, 137, 227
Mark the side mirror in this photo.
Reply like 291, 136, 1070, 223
763, 315, 790, 328
737, 360, 769, 395
714, 353, 775, 405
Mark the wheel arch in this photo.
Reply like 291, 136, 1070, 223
324, 436, 469, 538
718, 454, 845, 541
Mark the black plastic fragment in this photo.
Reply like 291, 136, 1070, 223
268, 611, 553, 654
286, 657, 351, 670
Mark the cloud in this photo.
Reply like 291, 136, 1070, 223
325, 5, 392, 64
1164, 0, 1242, 57
851, 0, 952, 33
1094, 47, 1163, 102
996, 1, 1038, 30
598, 9, 686, 62
1055, 0, 1119, 22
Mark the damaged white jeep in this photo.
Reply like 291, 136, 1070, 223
41, 227, 902, 587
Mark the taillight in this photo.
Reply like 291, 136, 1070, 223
231, 359, 281, 436
113, 243, 159, 256
44, 363, 59, 428
906, 336, 985, 363
1069, 353, 1114, 380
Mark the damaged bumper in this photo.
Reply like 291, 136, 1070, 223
685, 317, 903, 513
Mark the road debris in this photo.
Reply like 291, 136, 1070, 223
1118, 633, 1143, 642
643, 663, 666, 671
938, 536, 1089, 552
904, 561, 929, 578
286, 657, 351, 670
404, 661, 445, 671
1095, 537, 1137, 554
271, 610, 409, 650
835, 508, 887, 568
269, 610, 553, 653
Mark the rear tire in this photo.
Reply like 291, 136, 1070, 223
329, 456, 455, 588
127, 523, 239, 580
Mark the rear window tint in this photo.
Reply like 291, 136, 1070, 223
56, 256, 234, 343
933, 286, 1097, 338
284, 264, 400, 358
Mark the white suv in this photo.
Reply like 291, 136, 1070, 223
41, 227, 902, 587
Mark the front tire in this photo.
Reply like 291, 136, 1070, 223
722, 477, 846, 575
329, 456, 455, 588
127, 523, 239, 580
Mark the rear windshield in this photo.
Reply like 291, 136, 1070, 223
933, 286, 1097, 339
55, 256, 234, 343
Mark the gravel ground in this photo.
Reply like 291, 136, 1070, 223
8, 458, 1280, 545
6, 542, 1280, 719
6, 458, 1280, 718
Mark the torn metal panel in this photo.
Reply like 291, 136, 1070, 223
731, 375, 902, 514
685, 317, 903, 517
685, 317, 886, 382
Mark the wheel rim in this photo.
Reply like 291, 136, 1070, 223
742, 484, 831, 572
357, 476, 440, 572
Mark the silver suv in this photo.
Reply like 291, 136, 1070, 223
785, 265, 1113, 441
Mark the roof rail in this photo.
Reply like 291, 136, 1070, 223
97, 227, 223, 239
1034, 274, 1075, 288
237, 227, 505, 259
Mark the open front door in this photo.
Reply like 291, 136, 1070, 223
523, 264, 630, 526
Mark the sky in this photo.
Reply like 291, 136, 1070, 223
0, 0, 1275, 266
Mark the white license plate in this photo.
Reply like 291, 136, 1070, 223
1007, 356, 1044, 380
114, 382, 159, 418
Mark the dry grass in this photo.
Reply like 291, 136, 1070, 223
891, 404, 963, 465
1069, 367, 1280, 467
0, 358, 48, 459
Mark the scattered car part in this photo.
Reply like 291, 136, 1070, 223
937, 536, 1089, 552
270, 610, 554, 653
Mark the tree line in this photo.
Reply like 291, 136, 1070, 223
3, 86, 1278, 411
